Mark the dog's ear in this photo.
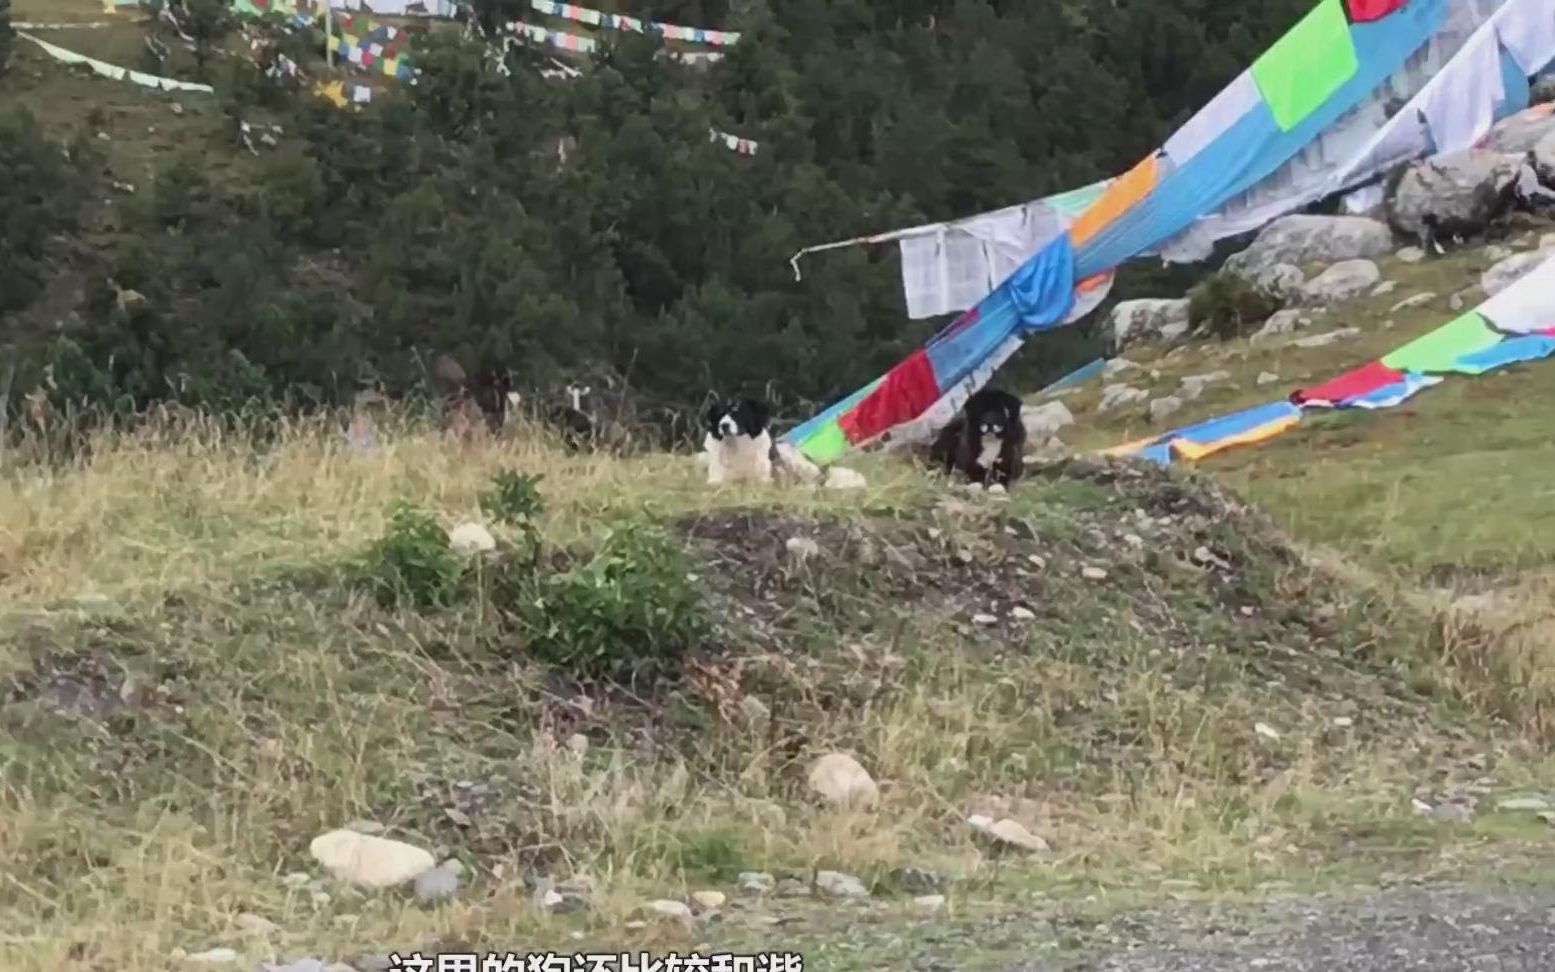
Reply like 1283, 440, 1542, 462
703, 401, 722, 429
746, 398, 771, 433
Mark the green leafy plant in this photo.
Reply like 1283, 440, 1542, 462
1188, 270, 1281, 341
364, 500, 464, 610
520, 522, 708, 684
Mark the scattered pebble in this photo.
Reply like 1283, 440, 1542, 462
737, 872, 776, 895
913, 894, 947, 914
234, 913, 279, 935
1254, 722, 1281, 741
971, 613, 998, 626
1496, 796, 1551, 813
806, 752, 878, 808
1256, 371, 1280, 386
968, 814, 1050, 853
815, 870, 869, 898
448, 522, 496, 556
691, 890, 727, 912
1081, 566, 1108, 580
785, 536, 820, 562
1010, 606, 1036, 621
186, 948, 239, 964
1333, 716, 1354, 728
643, 899, 694, 921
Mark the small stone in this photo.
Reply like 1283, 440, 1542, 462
690, 890, 726, 912
1389, 292, 1436, 313
806, 752, 878, 808
645, 899, 694, 920
1010, 606, 1035, 621
1449, 291, 1467, 311
186, 948, 239, 963
624, 920, 647, 931
1370, 280, 1397, 297
1148, 396, 1182, 423
823, 466, 868, 490
968, 814, 1049, 853
1495, 796, 1551, 813
815, 870, 869, 898
170, 102, 185, 116
737, 872, 776, 895
1397, 246, 1424, 263
567, 732, 590, 757
1256, 371, 1280, 386
912, 894, 946, 914
448, 522, 496, 556
785, 536, 821, 563
1333, 716, 1354, 728
1254, 722, 1281, 741
739, 696, 770, 725
1291, 328, 1360, 349
971, 613, 998, 626
443, 806, 471, 827
413, 866, 459, 904
1081, 566, 1107, 580
1411, 798, 1434, 816
893, 866, 941, 894
234, 913, 279, 934
308, 830, 435, 889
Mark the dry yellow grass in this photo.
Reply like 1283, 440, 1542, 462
2, 409, 1554, 971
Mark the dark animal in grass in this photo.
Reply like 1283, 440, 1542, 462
928, 388, 1027, 489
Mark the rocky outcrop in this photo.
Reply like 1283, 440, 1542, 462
1388, 150, 1517, 241
1222, 215, 1393, 278
1107, 298, 1190, 351
1535, 128, 1555, 185
1482, 247, 1555, 297
1297, 259, 1381, 305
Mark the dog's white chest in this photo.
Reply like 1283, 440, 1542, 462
706, 430, 773, 484
977, 437, 1003, 469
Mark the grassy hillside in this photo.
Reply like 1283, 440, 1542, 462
7, 3, 1555, 971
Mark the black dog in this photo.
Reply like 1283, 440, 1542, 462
928, 388, 1026, 488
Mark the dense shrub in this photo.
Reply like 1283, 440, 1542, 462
1188, 270, 1282, 341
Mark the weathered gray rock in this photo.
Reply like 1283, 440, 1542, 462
1223, 215, 1393, 278
1256, 371, 1281, 386
737, 871, 775, 895
1249, 309, 1312, 344
1107, 298, 1190, 350
1370, 280, 1397, 297
1292, 328, 1361, 349
1482, 248, 1555, 297
1484, 107, 1555, 154
1251, 262, 1305, 302
1098, 384, 1148, 413
1178, 371, 1230, 400
1388, 150, 1518, 240
1021, 400, 1074, 438
412, 864, 459, 904
806, 752, 878, 808
1396, 245, 1425, 263
1535, 128, 1555, 184
1148, 397, 1182, 424
1298, 259, 1381, 305
1389, 292, 1436, 313
1102, 358, 1136, 378
815, 870, 870, 898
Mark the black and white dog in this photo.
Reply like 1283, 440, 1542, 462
929, 388, 1026, 490
703, 397, 774, 485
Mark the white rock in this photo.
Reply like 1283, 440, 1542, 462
690, 890, 727, 912
773, 442, 823, 484
785, 536, 821, 562
644, 899, 693, 920
186, 948, 240, 964
1297, 259, 1381, 305
1254, 722, 1281, 741
413, 866, 459, 904
1021, 400, 1075, 438
823, 466, 867, 491
737, 871, 776, 894
448, 522, 496, 556
1102, 358, 1137, 377
1482, 248, 1555, 297
566, 732, 589, 756
1081, 566, 1107, 580
913, 893, 947, 914
968, 814, 1050, 853
1332, 716, 1354, 728
815, 870, 870, 898
1389, 292, 1436, 313
1292, 328, 1360, 349
1010, 606, 1035, 621
1098, 384, 1148, 413
1370, 280, 1397, 297
1251, 262, 1305, 301
1256, 372, 1280, 386
1249, 309, 1311, 344
235, 913, 279, 934
1224, 215, 1394, 278
308, 830, 436, 889
1397, 246, 1425, 263
971, 613, 998, 626
1148, 397, 1182, 424
1107, 298, 1191, 350
806, 752, 879, 808
1496, 796, 1552, 813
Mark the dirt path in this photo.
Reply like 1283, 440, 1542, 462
1013, 883, 1555, 972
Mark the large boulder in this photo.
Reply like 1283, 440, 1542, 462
1387, 150, 1517, 241
1223, 215, 1393, 278
1535, 128, 1555, 185
1482, 247, 1555, 297
1106, 298, 1190, 351
1297, 259, 1382, 305
1483, 108, 1555, 155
